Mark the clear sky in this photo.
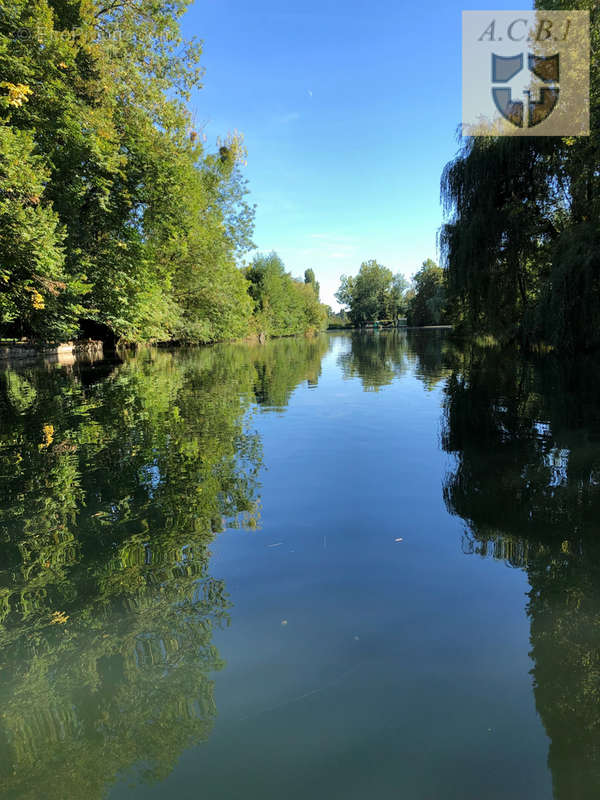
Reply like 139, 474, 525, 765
183, 0, 532, 308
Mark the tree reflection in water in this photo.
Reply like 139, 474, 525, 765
442, 344, 600, 800
0, 336, 329, 800
5, 330, 600, 800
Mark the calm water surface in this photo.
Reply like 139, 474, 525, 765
1, 331, 599, 799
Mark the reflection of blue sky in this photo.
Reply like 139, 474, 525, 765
534, 422, 570, 487
544, 446, 570, 488
140, 462, 161, 496
182, 0, 526, 307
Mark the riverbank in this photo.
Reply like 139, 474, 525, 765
0, 340, 105, 365
0, 326, 457, 366
327, 324, 453, 331
0, 328, 328, 367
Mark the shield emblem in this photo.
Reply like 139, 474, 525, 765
491, 52, 560, 128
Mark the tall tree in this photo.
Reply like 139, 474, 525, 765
0, 0, 255, 343
304, 268, 320, 299
335, 260, 408, 324
407, 259, 447, 326
440, 0, 600, 351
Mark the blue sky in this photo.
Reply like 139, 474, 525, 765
183, 0, 532, 307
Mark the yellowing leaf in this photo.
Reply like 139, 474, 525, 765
38, 423, 54, 450
1, 82, 33, 107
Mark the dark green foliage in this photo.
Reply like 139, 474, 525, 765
0, 125, 80, 341
327, 307, 351, 328
407, 259, 447, 326
541, 223, 600, 350
440, 0, 600, 352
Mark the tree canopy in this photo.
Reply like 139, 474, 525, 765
0, 1, 326, 344
440, 0, 600, 352
246, 252, 327, 338
335, 260, 408, 325
406, 259, 447, 326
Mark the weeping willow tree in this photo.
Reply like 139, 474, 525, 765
440, 135, 563, 343
440, 0, 600, 352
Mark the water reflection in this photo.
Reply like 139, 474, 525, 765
0, 336, 329, 799
442, 343, 600, 800
337, 331, 410, 390
4, 331, 600, 800
337, 329, 450, 392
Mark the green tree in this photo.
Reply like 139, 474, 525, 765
407, 259, 447, 326
246, 252, 327, 337
335, 260, 408, 325
0, 0, 255, 344
0, 125, 83, 341
440, 0, 600, 352
304, 268, 320, 299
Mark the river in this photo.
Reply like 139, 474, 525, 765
1, 330, 598, 799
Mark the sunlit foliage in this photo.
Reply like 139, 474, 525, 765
335, 260, 408, 325
246, 252, 328, 338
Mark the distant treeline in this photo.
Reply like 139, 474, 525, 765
0, 1, 327, 344
334, 258, 447, 327
441, 0, 599, 352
